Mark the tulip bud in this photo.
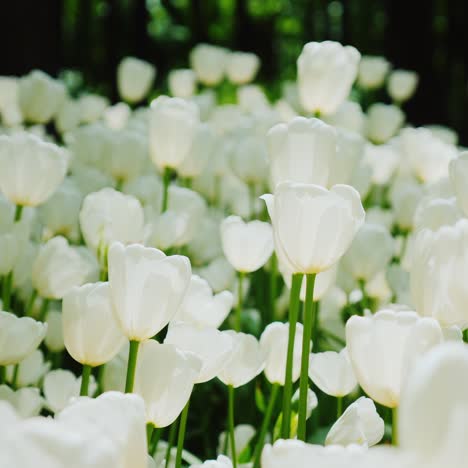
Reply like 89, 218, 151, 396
325, 397, 384, 447
117, 57, 156, 103
108, 242, 191, 341
191, 455, 233, 468
0, 133, 69, 207
6, 350, 50, 387
364, 143, 399, 186
309, 349, 357, 397
0, 385, 43, 418
323, 101, 366, 135
18, 70, 66, 123
220, 216, 274, 273
262, 182, 365, 274
168, 69, 197, 98
79, 94, 109, 124
357, 56, 390, 89
297, 41, 360, 115
267, 117, 336, 188
365, 103, 404, 144
134, 341, 201, 427
190, 44, 229, 86
346, 309, 443, 407
226, 52, 260, 85
44, 310, 65, 353
387, 69, 418, 103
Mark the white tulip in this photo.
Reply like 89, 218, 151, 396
323, 100, 366, 135
357, 56, 390, 89
117, 57, 156, 103
190, 44, 229, 86
44, 310, 65, 352
449, 151, 468, 217
6, 349, 50, 387
79, 94, 109, 124
387, 69, 418, 103
366, 103, 404, 144
168, 69, 197, 98
0, 385, 43, 418
226, 52, 260, 85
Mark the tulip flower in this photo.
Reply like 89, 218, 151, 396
323, 100, 366, 135
174, 275, 233, 329
108, 242, 191, 392
0, 385, 43, 418
117, 56, 156, 103
0, 312, 47, 367
191, 455, 233, 468
325, 397, 384, 447
365, 103, 404, 144
267, 116, 336, 188
190, 44, 229, 86
6, 350, 50, 388
0, 132, 68, 208
63, 282, 126, 395
297, 41, 360, 115
363, 143, 400, 186
387, 69, 418, 104
226, 52, 260, 85
357, 56, 390, 89
346, 310, 443, 410
18, 70, 66, 123
449, 151, 468, 217
168, 69, 197, 98
133, 341, 201, 428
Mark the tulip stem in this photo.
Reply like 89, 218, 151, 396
392, 407, 398, 446
38, 299, 50, 322
25, 289, 38, 317
80, 364, 92, 396
146, 423, 154, 447
297, 272, 317, 441
165, 420, 178, 468
235, 272, 245, 332
149, 427, 162, 456
269, 254, 277, 323
175, 399, 190, 468
252, 383, 279, 468
125, 340, 140, 393
161, 167, 172, 213
281, 273, 303, 439
11, 364, 19, 389
14, 204, 23, 222
0, 366, 4, 384
228, 385, 237, 468
2, 272, 13, 311
336, 397, 343, 419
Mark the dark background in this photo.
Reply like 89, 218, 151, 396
1, 0, 467, 144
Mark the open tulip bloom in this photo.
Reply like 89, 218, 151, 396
1, 36, 468, 468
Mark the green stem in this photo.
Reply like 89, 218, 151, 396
80, 364, 92, 396
11, 364, 19, 389
125, 340, 140, 393
358, 279, 370, 313
25, 289, 38, 317
38, 298, 50, 322
165, 420, 178, 468
2, 272, 13, 311
147, 423, 155, 448
336, 397, 343, 419
281, 273, 303, 439
269, 254, 277, 324
235, 272, 244, 332
297, 273, 317, 441
0, 366, 4, 384
161, 167, 172, 213
228, 385, 237, 468
253, 384, 279, 468
99, 268, 108, 282
175, 399, 190, 468
14, 205, 23, 222
150, 427, 162, 456
392, 407, 398, 446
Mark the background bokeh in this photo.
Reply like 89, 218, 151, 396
1, 1, 467, 143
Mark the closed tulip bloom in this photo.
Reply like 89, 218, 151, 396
268, 116, 337, 188
6, 349, 50, 388
364, 143, 399, 186
133, 341, 201, 427
260, 322, 304, 385
197, 257, 236, 294
217, 331, 265, 388
18, 70, 66, 123
357, 56, 390, 89
190, 44, 229, 86
226, 52, 260, 85
399, 343, 468, 468
413, 196, 462, 232
58, 391, 148, 468
449, 151, 468, 217
262, 182, 365, 274
164, 322, 233, 383
410, 219, 468, 329
174, 275, 233, 329
168, 69, 197, 98
387, 69, 418, 103
55, 98, 81, 134
0, 133, 69, 207
0, 312, 47, 365
309, 349, 357, 397
0, 386, 44, 418
365, 103, 404, 144
297, 41, 361, 115
149, 96, 200, 171
117, 56, 156, 103
108, 242, 191, 341
346, 309, 443, 407
0, 76, 22, 126
191, 455, 232, 468
342, 223, 395, 282
230, 135, 269, 186
79, 94, 109, 124
326, 397, 384, 447
220, 216, 274, 273
323, 100, 366, 135
44, 310, 65, 353
32, 236, 92, 300
104, 102, 131, 130
79, 188, 144, 251
63, 282, 126, 367
43, 369, 97, 413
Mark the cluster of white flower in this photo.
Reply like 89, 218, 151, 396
0, 39, 465, 468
